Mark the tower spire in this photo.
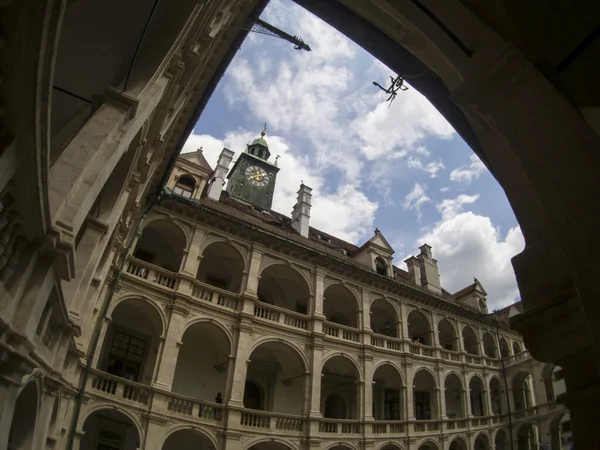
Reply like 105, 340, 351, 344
261, 122, 267, 137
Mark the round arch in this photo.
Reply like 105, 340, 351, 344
513, 340, 523, 354
438, 318, 458, 350
172, 319, 233, 401
412, 367, 439, 389
260, 262, 313, 295
200, 237, 248, 268
245, 438, 300, 450
79, 404, 143, 449
249, 337, 309, 372
499, 337, 510, 358
161, 426, 218, 450
482, 331, 498, 358
324, 444, 357, 450
372, 363, 405, 420
473, 431, 491, 450
322, 352, 363, 381
469, 375, 486, 417
413, 368, 439, 420
489, 375, 504, 415
378, 444, 405, 450
8, 380, 40, 450
321, 354, 362, 419
324, 283, 360, 327
494, 428, 509, 450
134, 217, 189, 272
370, 297, 399, 337
110, 294, 166, 337
139, 216, 190, 248
448, 436, 468, 450
373, 360, 405, 385
179, 317, 234, 346
444, 371, 465, 419
245, 340, 308, 414
462, 326, 480, 355
197, 239, 246, 293
257, 263, 311, 313
416, 439, 440, 450
407, 309, 432, 345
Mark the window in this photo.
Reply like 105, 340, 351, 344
562, 421, 571, 433
97, 430, 123, 450
479, 299, 488, 314
173, 175, 195, 198
384, 388, 400, 420
375, 257, 387, 276
107, 331, 146, 381
415, 392, 431, 420
554, 369, 564, 381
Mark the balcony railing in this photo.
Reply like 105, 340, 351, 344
318, 419, 362, 434
191, 280, 240, 310
465, 354, 482, 365
90, 370, 151, 407
371, 421, 406, 434
445, 419, 468, 430
409, 342, 435, 357
411, 420, 440, 433
240, 410, 303, 432
323, 322, 360, 342
440, 349, 461, 362
253, 302, 310, 332
504, 350, 531, 366
163, 392, 224, 422
126, 258, 179, 289
370, 334, 403, 352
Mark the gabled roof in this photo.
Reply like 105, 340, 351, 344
354, 229, 395, 256
453, 278, 487, 300
180, 149, 212, 172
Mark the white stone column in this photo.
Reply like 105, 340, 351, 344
363, 355, 374, 420
307, 341, 324, 417
91, 316, 112, 368
142, 418, 167, 450
153, 307, 188, 390
180, 226, 207, 277
227, 325, 254, 406
405, 364, 415, 420
312, 269, 326, 334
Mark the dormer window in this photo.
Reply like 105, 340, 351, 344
375, 257, 388, 276
479, 299, 488, 314
173, 175, 195, 198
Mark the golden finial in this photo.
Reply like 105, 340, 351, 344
261, 122, 267, 137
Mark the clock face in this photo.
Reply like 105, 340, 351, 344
245, 165, 270, 187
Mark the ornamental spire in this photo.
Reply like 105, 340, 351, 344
261, 122, 267, 137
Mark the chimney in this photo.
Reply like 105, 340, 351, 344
404, 256, 422, 287
417, 243, 442, 294
291, 183, 312, 238
207, 148, 234, 201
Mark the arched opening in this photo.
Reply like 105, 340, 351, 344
444, 373, 465, 419
495, 429, 509, 450
407, 310, 432, 345
370, 299, 398, 337
448, 437, 467, 450
550, 412, 572, 450
438, 319, 458, 351
257, 265, 310, 314
372, 364, 404, 420
321, 356, 360, 419
462, 326, 480, 355
323, 284, 359, 327
243, 381, 264, 410
172, 322, 231, 402
542, 364, 556, 402
489, 377, 504, 415
513, 341, 523, 355
247, 443, 295, 450
499, 337, 510, 358
413, 369, 438, 420
327, 446, 354, 450
380, 444, 403, 450
482, 332, 498, 358
474, 433, 490, 450
133, 219, 186, 272
98, 298, 163, 383
517, 423, 540, 450
173, 175, 196, 198
375, 257, 388, 276
245, 341, 306, 415
80, 408, 140, 450
196, 242, 244, 293
469, 376, 486, 417
161, 429, 214, 450
512, 372, 534, 411
8, 382, 38, 450
417, 442, 439, 450
324, 393, 347, 419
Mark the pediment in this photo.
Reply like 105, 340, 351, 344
180, 150, 212, 171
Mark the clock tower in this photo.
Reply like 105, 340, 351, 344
226, 129, 280, 210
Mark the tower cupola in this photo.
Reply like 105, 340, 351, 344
246, 125, 270, 161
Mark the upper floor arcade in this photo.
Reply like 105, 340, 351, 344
120, 210, 525, 366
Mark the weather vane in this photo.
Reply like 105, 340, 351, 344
373, 74, 408, 106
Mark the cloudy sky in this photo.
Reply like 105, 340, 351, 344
182, 0, 524, 310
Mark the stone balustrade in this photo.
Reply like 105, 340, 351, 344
125, 257, 179, 289
323, 321, 360, 343
369, 333, 403, 352
253, 302, 310, 332
503, 350, 531, 367
90, 370, 152, 407
191, 279, 240, 310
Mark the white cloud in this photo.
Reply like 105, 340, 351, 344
403, 183, 430, 219
416, 146, 431, 157
418, 194, 525, 309
440, 187, 449, 192
450, 154, 486, 183
424, 160, 445, 178
182, 131, 378, 243
437, 194, 480, 220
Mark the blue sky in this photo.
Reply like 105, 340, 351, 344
182, 0, 524, 310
